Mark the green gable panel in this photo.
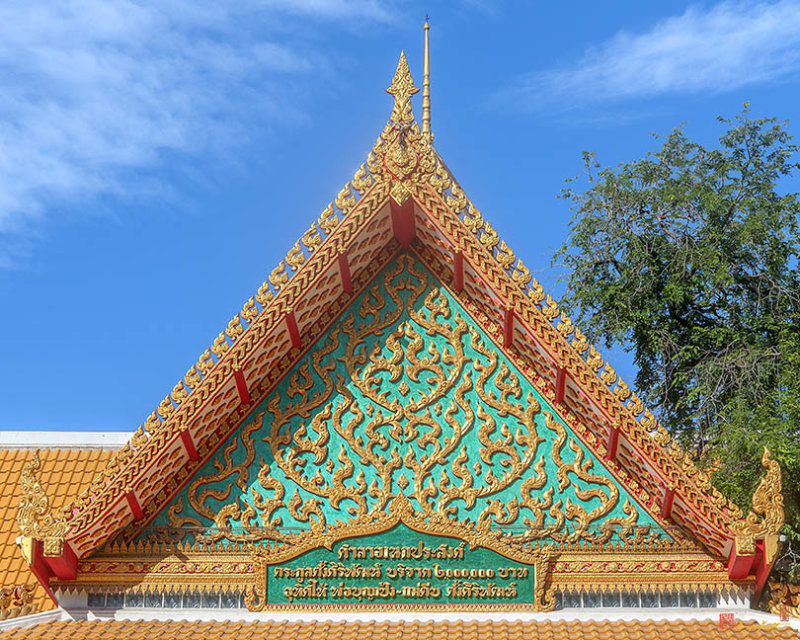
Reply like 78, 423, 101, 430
145, 253, 668, 548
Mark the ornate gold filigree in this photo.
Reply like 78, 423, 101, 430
17, 451, 69, 558
767, 582, 800, 619
730, 448, 784, 557
0, 585, 36, 621
168, 255, 657, 559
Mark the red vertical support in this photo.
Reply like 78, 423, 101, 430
605, 426, 620, 461
126, 491, 145, 521
503, 308, 515, 349
554, 367, 567, 404
660, 486, 676, 520
338, 253, 353, 294
180, 429, 199, 462
453, 251, 464, 292
286, 311, 302, 349
390, 197, 416, 248
234, 368, 250, 405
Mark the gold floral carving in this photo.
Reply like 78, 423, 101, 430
0, 585, 36, 621
17, 451, 69, 558
768, 582, 800, 619
414, 163, 740, 544
730, 448, 784, 557
166, 254, 659, 565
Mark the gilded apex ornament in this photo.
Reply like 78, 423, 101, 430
386, 51, 419, 125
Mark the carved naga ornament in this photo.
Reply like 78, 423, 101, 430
730, 447, 785, 558
17, 451, 69, 559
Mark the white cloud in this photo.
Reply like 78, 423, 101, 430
0, 0, 398, 260
500, 0, 800, 109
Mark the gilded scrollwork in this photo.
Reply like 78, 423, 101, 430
155, 254, 665, 560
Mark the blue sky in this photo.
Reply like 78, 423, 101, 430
2, 0, 800, 430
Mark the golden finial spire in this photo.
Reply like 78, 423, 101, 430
422, 17, 432, 141
386, 50, 419, 124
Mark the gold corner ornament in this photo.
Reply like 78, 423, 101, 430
730, 447, 784, 558
17, 451, 68, 559
386, 51, 419, 125
768, 581, 800, 619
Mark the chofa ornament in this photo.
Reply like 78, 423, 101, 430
16, 451, 69, 557
730, 447, 784, 557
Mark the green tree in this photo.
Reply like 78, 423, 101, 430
554, 107, 800, 577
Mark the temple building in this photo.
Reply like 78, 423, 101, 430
1, 27, 799, 639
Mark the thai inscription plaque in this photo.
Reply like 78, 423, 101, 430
261, 524, 536, 607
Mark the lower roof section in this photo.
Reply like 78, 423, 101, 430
1, 618, 797, 640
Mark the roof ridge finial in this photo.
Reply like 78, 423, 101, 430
422, 17, 432, 142
386, 50, 419, 125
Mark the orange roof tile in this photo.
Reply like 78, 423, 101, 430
0, 448, 115, 615
0, 618, 796, 640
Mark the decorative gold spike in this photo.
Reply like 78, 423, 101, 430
422, 17, 432, 141
386, 51, 419, 125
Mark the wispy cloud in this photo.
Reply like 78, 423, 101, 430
0, 0, 398, 263
498, 0, 800, 110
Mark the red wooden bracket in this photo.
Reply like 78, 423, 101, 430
754, 535, 779, 597
286, 311, 302, 349
179, 428, 199, 462
28, 540, 55, 596
338, 252, 353, 294
605, 426, 620, 462
43, 540, 78, 581
390, 197, 416, 248
727, 540, 756, 580
660, 486, 676, 520
126, 491, 145, 521
503, 308, 515, 349
554, 367, 567, 404
453, 251, 464, 292
234, 368, 251, 405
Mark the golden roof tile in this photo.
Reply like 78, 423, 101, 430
0, 618, 796, 640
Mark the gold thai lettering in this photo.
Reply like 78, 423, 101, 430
283, 579, 328, 603
385, 563, 433, 579
401, 582, 441, 598
337, 541, 465, 561
273, 561, 383, 582
446, 580, 518, 599
328, 581, 397, 602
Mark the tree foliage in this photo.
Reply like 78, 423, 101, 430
554, 107, 800, 576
